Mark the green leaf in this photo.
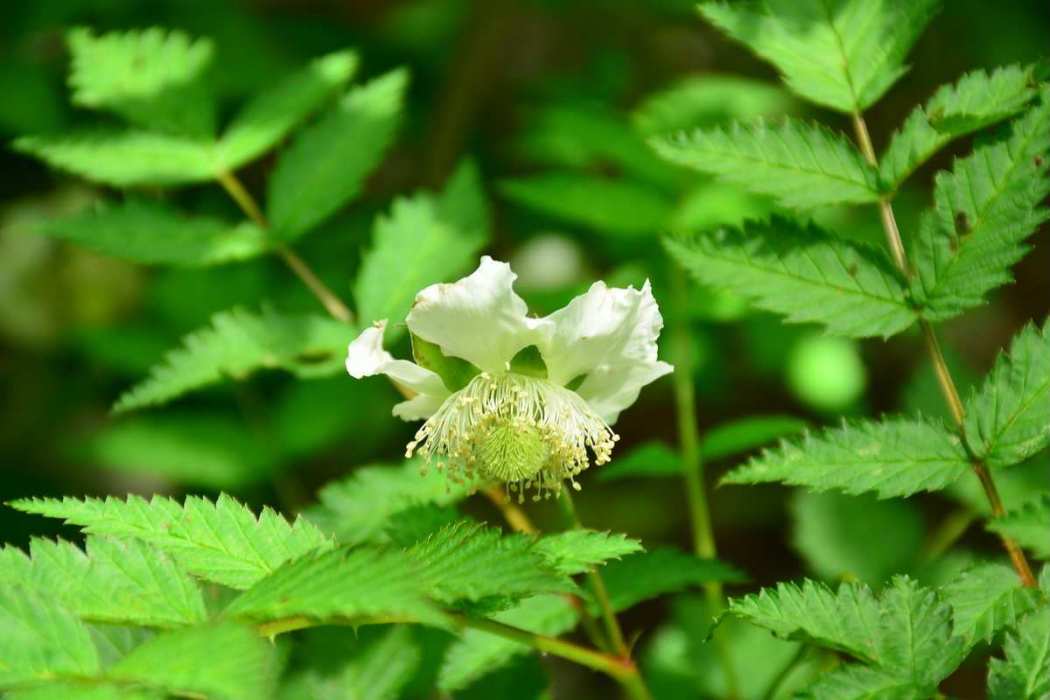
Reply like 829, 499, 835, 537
304, 460, 475, 545
499, 172, 673, 238
38, 199, 269, 267
911, 92, 1050, 320
267, 68, 408, 240
723, 417, 971, 498
437, 595, 578, 692
791, 491, 923, 585
113, 307, 353, 412
13, 131, 217, 187
964, 320, 1050, 468
880, 64, 1039, 190
109, 622, 275, 700
651, 118, 880, 209
702, 414, 809, 462
0, 587, 99, 688
411, 333, 480, 392
941, 562, 1043, 644
805, 664, 928, 700
355, 161, 489, 335
989, 495, 1050, 560
597, 440, 681, 482
601, 549, 745, 612
531, 530, 643, 575
67, 28, 215, 138
218, 50, 358, 169
988, 606, 1050, 700
665, 218, 915, 338
6, 683, 161, 700
699, 0, 939, 112
632, 75, 792, 138
0, 536, 207, 628
75, 412, 280, 489
10, 494, 334, 590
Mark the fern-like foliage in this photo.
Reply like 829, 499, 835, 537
0, 536, 207, 628
651, 118, 880, 209
39, 199, 269, 267
113, 307, 353, 412
665, 218, 914, 338
723, 416, 971, 498
10, 494, 334, 590
698, 0, 939, 113
987, 605, 1050, 699
941, 563, 1043, 644
730, 577, 967, 696
989, 494, 1050, 560
911, 90, 1050, 320
964, 320, 1050, 468
532, 530, 643, 575
881, 64, 1039, 190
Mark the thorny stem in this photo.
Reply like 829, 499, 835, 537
216, 170, 354, 323
669, 267, 741, 698
850, 113, 1037, 588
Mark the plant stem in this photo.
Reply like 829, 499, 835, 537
920, 509, 976, 564
850, 113, 1037, 588
216, 170, 354, 323
483, 486, 538, 534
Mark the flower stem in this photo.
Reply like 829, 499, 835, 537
483, 486, 539, 534
216, 170, 354, 324
850, 113, 1037, 588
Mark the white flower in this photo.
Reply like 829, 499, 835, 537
346, 256, 673, 500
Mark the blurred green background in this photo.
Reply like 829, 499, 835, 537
2, 2, 1050, 694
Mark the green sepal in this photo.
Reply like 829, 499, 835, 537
509, 345, 548, 379
411, 333, 479, 391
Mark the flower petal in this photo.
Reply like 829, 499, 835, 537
346, 321, 450, 420
537, 280, 672, 422
405, 256, 547, 374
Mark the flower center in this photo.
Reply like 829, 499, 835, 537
406, 372, 618, 500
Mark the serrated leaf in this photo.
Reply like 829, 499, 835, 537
38, 199, 269, 267
355, 161, 489, 336
989, 495, 1050, 559
699, 0, 939, 112
911, 92, 1050, 320
438, 595, 578, 692
881, 64, 1038, 190
11, 494, 334, 590
531, 530, 643, 575
723, 417, 970, 498
304, 461, 475, 545
632, 75, 792, 138
6, 683, 162, 700
805, 664, 927, 700
109, 622, 275, 700
651, 118, 879, 209
964, 320, 1050, 469
665, 218, 915, 338
67, 28, 215, 138
267, 68, 408, 240
0, 536, 207, 628
114, 307, 353, 412
0, 587, 99, 689
14, 131, 217, 186
499, 172, 673, 237
218, 50, 358, 169
942, 562, 1042, 644
601, 549, 745, 612
988, 606, 1050, 700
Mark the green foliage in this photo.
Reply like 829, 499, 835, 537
113, 308, 353, 412
941, 562, 1043, 644
531, 530, 643, 575
881, 64, 1039, 190
38, 199, 269, 267
699, 0, 939, 112
651, 118, 879, 209
355, 162, 489, 333
11, 494, 334, 590
267, 69, 408, 240
66, 28, 216, 138
910, 91, 1050, 320
0, 536, 206, 628
665, 218, 915, 338
989, 495, 1050, 559
965, 320, 1050, 468
724, 416, 971, 498
601, 549, 744, 612
988, 605, 1050, 700
632, 76, 792, 138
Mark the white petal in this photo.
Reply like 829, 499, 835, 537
537, 280, 673, 422
405, 256, 548, 374
346, 321, 450, 420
